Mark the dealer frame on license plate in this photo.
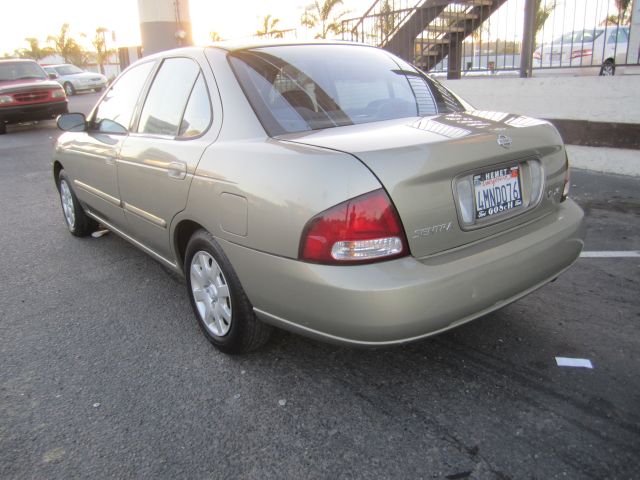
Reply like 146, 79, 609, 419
473, 165, 523, 220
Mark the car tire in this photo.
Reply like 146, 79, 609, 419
57, 169, 98, 237
600, 59, 615, 76
64, 82, 76, 96
185, 230, 272, 354
0, 122, 6, 135
94, 87, 104, 93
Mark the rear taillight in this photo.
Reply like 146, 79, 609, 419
533, 51, 541, 60
299, 189, 408, 265
571, 49, 592, 59
561, 152, 570, 202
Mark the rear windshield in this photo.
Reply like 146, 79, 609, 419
228, 45, 465, 136
0, 61, 47, 82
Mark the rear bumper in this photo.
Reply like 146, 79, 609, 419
0, 100, 68, 124
221, 199, 585, 346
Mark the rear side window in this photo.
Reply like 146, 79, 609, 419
94, 61, 154, 132
137, 57, 200, 137
229, 45, 464, 136
178, 73, 212, 138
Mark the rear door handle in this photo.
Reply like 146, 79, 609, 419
167, 161, 187, 180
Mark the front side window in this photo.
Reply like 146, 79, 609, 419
137, 57, 200, 137
229, 45, 464, 136
93, 61, 154, 133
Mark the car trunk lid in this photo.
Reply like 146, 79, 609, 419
278, 111, 568, 258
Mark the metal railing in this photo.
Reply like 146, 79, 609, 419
342, 0, 639, 76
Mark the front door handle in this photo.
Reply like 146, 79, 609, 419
167, 161, 187, 180
105, 155, 116, 166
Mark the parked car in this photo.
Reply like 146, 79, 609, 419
43, 64, 108, 95
52, 42, 584, 353
0, 59, 67, 134
533, 26, 630, 75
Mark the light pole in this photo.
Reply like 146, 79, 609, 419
519, 0, 536, 78
138, 0, 193, 56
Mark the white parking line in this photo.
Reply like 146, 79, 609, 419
580, 251, 640, 258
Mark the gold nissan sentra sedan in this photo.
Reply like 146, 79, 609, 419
52, 42, 585, 354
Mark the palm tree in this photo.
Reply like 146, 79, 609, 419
534, 0, 556, 37
92, 28, 113, 75
48, 24, 86, 66
209, 31, 223, 42
301, 0, 348, 39
256, 14, 284, 39
19, 38, 54, 61
376, 0, 397, 41
605, 0, 632, 25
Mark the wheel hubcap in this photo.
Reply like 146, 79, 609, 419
60, 180, 75, 228
190, 251, 232, 337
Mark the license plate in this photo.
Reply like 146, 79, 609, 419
473, 165, 523, 220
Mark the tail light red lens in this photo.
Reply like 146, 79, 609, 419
571, 49, 592, 59
299, 189, 408, 265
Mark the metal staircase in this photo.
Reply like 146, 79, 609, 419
342, 0, 509, 78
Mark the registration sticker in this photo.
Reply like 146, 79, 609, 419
474, 166, 523, 220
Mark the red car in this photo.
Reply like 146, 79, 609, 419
0, 59, 68, 134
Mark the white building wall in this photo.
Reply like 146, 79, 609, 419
442, 75, 640, 124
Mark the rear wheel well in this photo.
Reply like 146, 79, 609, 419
174, 220, 205, 271
53, 161, 63, 189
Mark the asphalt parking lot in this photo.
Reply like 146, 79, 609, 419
1, 93, 639, 479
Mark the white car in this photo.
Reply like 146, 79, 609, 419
43, 64, 108, 95
533, 27, 629, 75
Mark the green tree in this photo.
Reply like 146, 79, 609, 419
301, 0, 348, 39
256, 14, 284, 38
209, 31, 223, 42
376, 0, 397, 40
92, 27, 113, 75
604, 0, 632, 25
19, 38, 54, 61
534, 0, 556, 36
47, 24, 87, 66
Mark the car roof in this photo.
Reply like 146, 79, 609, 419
207, 39, 367, 52
134, 41, 373, 64
0, 58, 39, 64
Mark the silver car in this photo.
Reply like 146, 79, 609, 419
53, 42, 585, 354
533, 27, 630, 75
44, 64, 108, 95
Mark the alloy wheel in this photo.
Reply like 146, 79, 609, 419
59, 179, 75, 228
190, 251, 232, 336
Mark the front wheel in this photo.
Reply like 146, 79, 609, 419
185, 230, 272, 354
64, 82, 76, 96
600, 59, 615, 76
0, 122, 6, 135
57, 169, 98, 236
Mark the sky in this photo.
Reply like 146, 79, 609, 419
0, 0, 365, 55
0, 0, 624, 56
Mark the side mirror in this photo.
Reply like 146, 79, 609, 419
96, 118, 128, 135
48, 72, 58, 80
57, 113, 87, 132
